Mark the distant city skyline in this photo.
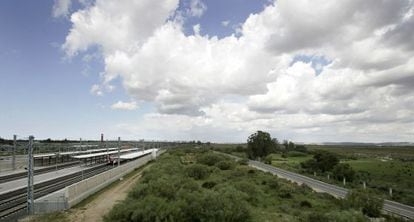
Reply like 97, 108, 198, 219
1, 0, 414, 143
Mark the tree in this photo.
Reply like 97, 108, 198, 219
332, 163, 356, 182
288, 141, 295, 150
295, 145, 308, 153
272, 138, 281, 151
246, 131, 276, 159
301, 150, 339, 172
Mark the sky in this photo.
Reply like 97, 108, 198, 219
0, 0, 414, 143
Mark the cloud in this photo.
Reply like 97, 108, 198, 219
52, 0, 72, 18
221, 20, 230, 27
111, 101, 138, 110
90, 84, 103, 96
188, 0, 207, 17
63, 0, 414, 142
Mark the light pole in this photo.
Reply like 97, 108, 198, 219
27, 136, 34, 215
117, 137, 121, 167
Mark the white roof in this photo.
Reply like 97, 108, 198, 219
72, 148, 139, 159
34, 148, 120, 158
60, 147, 118, 156
34, 153, 56, 158
117, 149, 158, 160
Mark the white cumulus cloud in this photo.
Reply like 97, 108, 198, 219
111, 101, 138, 110
62, 0, 414, 142
52, 0, 72, 18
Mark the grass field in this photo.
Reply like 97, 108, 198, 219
212, 143, 414, 206
272, 145, 414, 206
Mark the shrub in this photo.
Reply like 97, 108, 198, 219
202, 181, 217, 189
197, 153, 225, 166
325, 210, 367, 222
344, 189, 384, 217
305, 212, 330, 222
267, 178, 279, 189
299, 200, 312, 208
216, 160, 234, 170
186, 164, 210, 180
238, 158, 249, 165
264, 155, 273, 164
278, 187, 293, 199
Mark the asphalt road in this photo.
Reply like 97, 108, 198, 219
217, 152, 414, 219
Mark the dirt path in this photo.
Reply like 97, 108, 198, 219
66, 168, 146, 222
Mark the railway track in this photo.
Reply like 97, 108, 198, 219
0, 161, 81, 184
0, 163, 112, 222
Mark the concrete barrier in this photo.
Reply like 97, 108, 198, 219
67, 154, 152, 207
34, 150, 165, 214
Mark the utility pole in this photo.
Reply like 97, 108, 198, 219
12, 135, 16, 170
27, 136, 34, 215
117, 137, 121, 167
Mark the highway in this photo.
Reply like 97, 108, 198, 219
218, 152, 414, 220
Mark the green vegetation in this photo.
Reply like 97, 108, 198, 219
247, 131, 277, 159
105, 148, 370, 221
300, 150, 340, 172
264, 144, 414, 206
344, 189, 383, 218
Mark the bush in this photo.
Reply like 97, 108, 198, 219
238, 158, 249, 165
104, 195, 182, 222
186, 164, 210, 180
202, 181, 217, 189
264, 155, 273, 164
325, 210, 367, 222
299, 200, 312, 208
267, 178, 279, 189
344, 189, 384, 217
197, 153, 225, 166
278, 186, 293, 199
216, 160, 234, 170
234, 181, 262, 203
305, 212, 329, 222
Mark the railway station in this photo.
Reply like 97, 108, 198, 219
0, 147, 162, 221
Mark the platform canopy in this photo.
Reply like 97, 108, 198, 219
72, 148, 139, 159
116, 149, 158, 160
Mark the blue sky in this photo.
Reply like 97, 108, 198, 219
1, 0, 413, 143
0, 0, 268, 141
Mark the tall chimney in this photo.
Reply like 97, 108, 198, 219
101, 133, 104, 144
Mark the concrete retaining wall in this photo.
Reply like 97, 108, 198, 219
67, 154, 152, 207
34, 150, 164, 214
